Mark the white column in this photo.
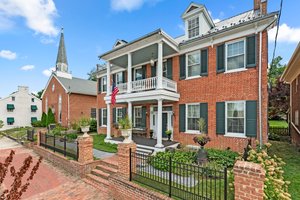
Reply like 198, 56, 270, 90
127, 53, 132, 93
106, 103, 112, 139
155, 98, 164, 148
106, 61, 111, 96
157, 41, 163, 89
128, 101, 132, 141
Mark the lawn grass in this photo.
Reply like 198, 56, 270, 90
269, 141, 300, 200
0, 127, 33, 140
269, 120, 288, 128
92, 134, 118, 153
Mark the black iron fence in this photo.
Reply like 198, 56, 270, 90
39, 132, 78, 160
130, 149, 228, 200
27, 129, 35, 142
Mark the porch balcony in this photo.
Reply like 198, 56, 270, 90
116, 76, 177, 94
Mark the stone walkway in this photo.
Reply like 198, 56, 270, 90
0, 137, 111, 200
93, 148, 115, 159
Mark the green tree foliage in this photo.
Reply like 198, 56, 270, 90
87, 67, 97, 81
47, 109, 56, 125
41, 112, 47, 127
37, 89, 44, 99
0, 120, 3, 128
268, 56, 290, 120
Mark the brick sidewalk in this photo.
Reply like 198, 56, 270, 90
0, 138, 111, 200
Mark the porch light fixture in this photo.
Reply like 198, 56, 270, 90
150, 53, 155, 67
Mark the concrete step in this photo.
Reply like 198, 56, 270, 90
91, 169, 110, 180
96, 164, 118, 175
85, 174, 109, 188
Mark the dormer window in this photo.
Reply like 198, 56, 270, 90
188, 17, 199, 39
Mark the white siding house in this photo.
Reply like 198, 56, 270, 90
0, 86, 42, 131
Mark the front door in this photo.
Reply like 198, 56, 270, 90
162, 113, 168, 138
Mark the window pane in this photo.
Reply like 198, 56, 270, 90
188, 105, 200, 118
227, 40, 245, 71
188, 53, 200, 65
227, 55, 244, 70
135, 68, 143, 80
227, 102, 245, 134
227, 118, 244, 133
188, 118, 199, 131
116, 72, 123, 84
188, 64, 201, 77
227, 102, 244, 117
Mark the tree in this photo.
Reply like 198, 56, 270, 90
268, 56, 290, 120
87, 67, 97, 81
37, 89, 44, 99
41, 112, 47, 127
0, 120, 3, 128
47, 109, 56, 125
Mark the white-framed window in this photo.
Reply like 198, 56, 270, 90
186, 51, 201, 78
226, 39, 246, 72
187, 16, 199, 39
102, 108, 107, 126
186, 103, 200, 132
101, 76, 107, 92
134, 67, 143, 80
116, 72, 123, 84
295, 110, 299, 126
52, 84, 55, 92
116, 107, 123, 123
226, 101, 246, 136
134, 106, 142, 128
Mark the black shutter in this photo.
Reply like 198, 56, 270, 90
142, 65, 147, 79
122, 71, 126, 83
98, 78, 101, 93
200, 103, 208, 133
167, 58, 173, 80
200, 49, 208, 76
151, 64, 157, 77
216, 102, 225, 134
132, 68, 134, 81
246, 35, 257, 68
112, 74, 116, 84
113, 108, 116, 124
141, 106, 146, 128
98, 108, 102, 127
217, 44, 225, 73
179, 104, 186, 132
246, 101, 257, 137
179, 54, 186, 80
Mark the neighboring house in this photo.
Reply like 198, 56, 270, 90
42, 29, 97, 127
0, 86, 42, 131
96, 0, 278, 152
281, 42, 300, 147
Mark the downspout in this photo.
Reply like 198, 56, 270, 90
259, 31, 263, 147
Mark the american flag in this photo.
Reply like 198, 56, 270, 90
111, 82, 119, 105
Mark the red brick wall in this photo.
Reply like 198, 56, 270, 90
291, 75, 300, 146
97, 31, 269, 152
42, 77, 69, 126
69, 93, 97, 125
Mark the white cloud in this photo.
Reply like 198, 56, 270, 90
0, 0, 59, 36
42, 67, 55, 76
20, 65, 35, 71
110, 0, 160, 12
269, 23, 300, 43
0, 50, 17, 60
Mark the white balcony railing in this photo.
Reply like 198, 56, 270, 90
114, 76, 177, 93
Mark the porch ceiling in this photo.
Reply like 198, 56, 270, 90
110, 43, 177, 68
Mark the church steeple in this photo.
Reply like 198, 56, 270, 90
56, 28, 68, 73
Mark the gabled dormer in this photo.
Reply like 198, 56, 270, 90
113, 39, 128, 49
182, 3, 215, 40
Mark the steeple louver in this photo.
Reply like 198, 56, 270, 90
56, 28, 68, 73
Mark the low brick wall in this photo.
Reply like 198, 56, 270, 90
109, 175, 172, 200
31, 145, 101, 178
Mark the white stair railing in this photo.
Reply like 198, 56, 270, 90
162, 77, 177, 92
132, 77, 157, 92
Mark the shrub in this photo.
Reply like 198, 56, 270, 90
47, 109, 55, 125
78, 117, 90, 127
206, 148, 239, 168
32, 120, 43, 127
242, 142, 291, 200
0, 120, 3, 128
49, 125, 63, 136
41, 112, 47, 127
90, 119, 97, 132
268, 132, 280, 141
65, 133, 78, 140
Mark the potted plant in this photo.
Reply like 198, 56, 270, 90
149, 129, 154, 139
193, 118, 210, 165
79, 117, 91, 137
165, 130, 172, 141
118, 115, 132, 143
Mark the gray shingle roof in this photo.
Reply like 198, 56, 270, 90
56, 76, 97, 96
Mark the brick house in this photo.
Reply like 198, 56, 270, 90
281, 42, 300, 147
96, 1, 278, 152
42, 29, 97, 127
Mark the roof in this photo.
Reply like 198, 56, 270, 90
56, 28, 68, 65
281, 42, 300, 83
56, 76, 97, 96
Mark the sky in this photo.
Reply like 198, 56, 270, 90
0, 0, 299, 98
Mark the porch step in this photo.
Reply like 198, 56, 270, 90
136, 145, 154, 156
85, 174, 109, 188
95, 164, 118, 175
98, 157, 119, 170
91, 169, 110, 180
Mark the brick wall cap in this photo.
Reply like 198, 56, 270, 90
234, 160, 265, 174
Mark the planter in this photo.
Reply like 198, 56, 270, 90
149, 130, 153, 139
167, 134, 171, 141
121, 129, 132, 143
81, 126, 90, 137
197, 146, 208, 165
